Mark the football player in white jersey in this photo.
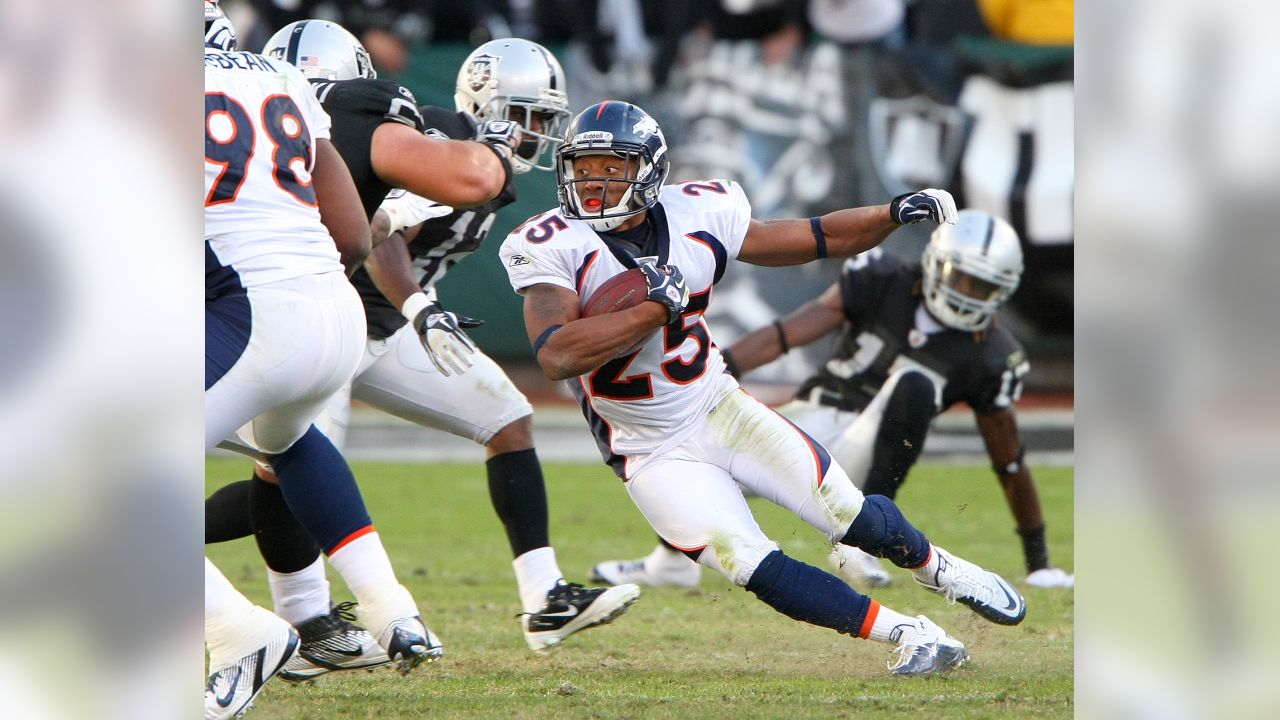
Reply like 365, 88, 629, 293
204, 38, 438, 717
592, 212, 1074, 592
500, 101, 1027, 676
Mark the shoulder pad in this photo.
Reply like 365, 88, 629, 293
314, 79, 424, 130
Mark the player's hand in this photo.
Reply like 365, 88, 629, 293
1025, 567, 1074, 589
410, 301, 485, 377
890, 188, 958, 225
639, 262, 689, 325
476, 119, 521, 151
378, 189, 452, 238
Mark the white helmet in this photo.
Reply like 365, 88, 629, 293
921, 209, 1023, 331
263, 20, 375, 81
454, 38, 570, 174
204, 1, 236, 51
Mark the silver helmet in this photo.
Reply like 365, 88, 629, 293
263, 20, 375, 81
454, 38, 570, 174
204, 1, 237, 51
921, 209, 1023, 331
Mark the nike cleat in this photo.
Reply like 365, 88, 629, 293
887, 615, 969, 677
278, 602, 390, 683
829, 544, 892, 590
205, 626, 300, 720
377, 616, 443, 674
523, 580, 640, 652
915, 547, 1027, 625
589, 545, 701, 588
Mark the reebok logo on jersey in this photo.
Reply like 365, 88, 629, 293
508, 254, 529, 266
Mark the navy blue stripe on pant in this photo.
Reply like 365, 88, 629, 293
206, 291, 251, 390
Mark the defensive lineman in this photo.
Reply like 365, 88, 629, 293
500, 101, 1027, 676
204, 24, 435, 720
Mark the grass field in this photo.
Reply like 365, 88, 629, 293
206, 459, 1074, 719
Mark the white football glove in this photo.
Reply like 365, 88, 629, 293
402, 290, 483, 377
889, 188, 958, 225
378, 188, 453, 238
1025, 567, 1074, 589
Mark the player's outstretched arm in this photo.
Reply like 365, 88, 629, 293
737, 189, 958, 267
370, 121, 512, 208
313, 138, 372, 274
723, 283, 845, 375
523, 283, 668, 381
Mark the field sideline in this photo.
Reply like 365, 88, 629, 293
206, 459, 1074, 719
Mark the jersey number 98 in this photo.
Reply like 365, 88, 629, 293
205, 92, 316, 207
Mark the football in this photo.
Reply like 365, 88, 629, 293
582, 267, 649, 317
582, 267, 654, 356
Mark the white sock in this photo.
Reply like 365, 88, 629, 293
911, 544, 941, 583
862, 601, 920, 644
513, 546, 562, 614
269, 556, 331, 626
205, 558, 290, 669
326, 531, 417, 636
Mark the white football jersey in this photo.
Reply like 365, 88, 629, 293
500, 179, 752, 463
205, 49, 341, 288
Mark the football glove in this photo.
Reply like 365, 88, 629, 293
407, 293, 484, 377
639, 262, 690, 325
378, 189, 453, 238
476, 119, 521, 151
890, 188, 958, 225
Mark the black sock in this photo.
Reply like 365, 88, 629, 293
1019, 525, 1049, 574
486, 448, 551, 557
862, 373, 936, 498
205, 479, 254, 544
249, 474, 322, 574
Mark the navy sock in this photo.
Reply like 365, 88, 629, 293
249, 474, 322, 573
841, 494, 931, 568
744, 550, 872, 636
486, 448, 551, 558
205, 479, 253, 544
268, 425, 371, 555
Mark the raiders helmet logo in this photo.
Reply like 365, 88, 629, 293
467, 54, 497, 92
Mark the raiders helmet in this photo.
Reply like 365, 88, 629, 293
556, 101, 670, 232
263, 20, 375, 81
921, 209, 1023, 331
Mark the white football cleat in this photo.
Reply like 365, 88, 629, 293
589, 544, 701, 588
914, 546, 1027, 625
376, 616, 443, 673
1025, 567, 1074, 589
887, 615, 969, 677
205, 625, 299, 720
279, 602, 390, 682
829, 544, 891, 590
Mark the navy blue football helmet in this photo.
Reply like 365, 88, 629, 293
556, 101, 670, 231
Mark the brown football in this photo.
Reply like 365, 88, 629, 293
582, 267, 649, 317
582, 267, 655, 356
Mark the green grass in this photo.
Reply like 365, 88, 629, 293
206, 460, 1074, 719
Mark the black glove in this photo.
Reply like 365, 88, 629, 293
475, 119, 521, 151
639, 262, 690, 325
890, 188, 958, 225
410, 302, 484, 377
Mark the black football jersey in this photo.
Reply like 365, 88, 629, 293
795, 249, 1030, 415
309, 78, 426, 218
355, 105, 518, 340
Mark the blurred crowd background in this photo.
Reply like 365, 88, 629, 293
221, 0, 1075, 394
4, 1, 1280, 719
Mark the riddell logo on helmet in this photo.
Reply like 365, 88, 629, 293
574, 131, 613, 144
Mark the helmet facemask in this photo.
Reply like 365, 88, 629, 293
922, 244, 1021, 331
476, 93, 569, 173
558, 146, 662, 232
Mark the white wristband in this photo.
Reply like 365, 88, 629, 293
401, 292, 432, 322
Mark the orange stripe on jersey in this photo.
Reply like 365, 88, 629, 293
327, 524, 375, 555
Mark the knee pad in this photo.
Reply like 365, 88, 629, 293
840, 494, 930, 568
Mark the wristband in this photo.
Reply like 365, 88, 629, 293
809, 216, 828, 259
401, 292, 432, 322
532, 324, 563, 355
773, 320, 791, 354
